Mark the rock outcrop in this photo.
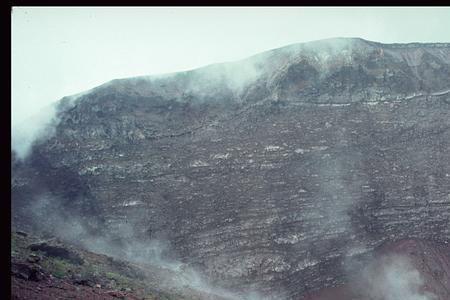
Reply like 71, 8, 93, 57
11, 38, 450, 299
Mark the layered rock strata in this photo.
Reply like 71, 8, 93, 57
12, 38, 450, 299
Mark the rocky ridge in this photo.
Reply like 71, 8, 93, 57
11, 38, 450, 299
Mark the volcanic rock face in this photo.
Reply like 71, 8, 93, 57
303, 239, 450, 300
11, 38, 450, 299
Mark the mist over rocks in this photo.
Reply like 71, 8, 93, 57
300, 239, 450, 300
11, 38, 450, 299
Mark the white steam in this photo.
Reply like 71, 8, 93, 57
12, 103, 59, 161
10, 38, 363, 162
11, 90, 89, 161
194, 57, 265, 93
356, 254, 437, 300
25, 194, 273, 300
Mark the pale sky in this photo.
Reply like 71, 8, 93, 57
11, 6, 450, 126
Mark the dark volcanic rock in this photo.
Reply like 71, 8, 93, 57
12, 262, 46, 282
11, 38, 450, 299
28, 242, 84, 265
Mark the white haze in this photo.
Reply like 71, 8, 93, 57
27, 194, 276, 300
11, 91, 83, 161
12, 103, 59, 160
356, 254, 437, 300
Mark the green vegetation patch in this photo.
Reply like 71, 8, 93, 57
11, 231, 212, 300
41, 257, 73, 278
105, 271, 133, 288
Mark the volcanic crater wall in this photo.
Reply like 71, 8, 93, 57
11, 38, 450, 299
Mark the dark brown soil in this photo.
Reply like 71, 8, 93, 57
11, 276, 143, 300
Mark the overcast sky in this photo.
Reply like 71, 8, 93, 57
11, 6, 450, 126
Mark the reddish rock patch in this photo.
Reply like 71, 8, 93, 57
11, 276, 144, 300
299, 239, 450, 300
